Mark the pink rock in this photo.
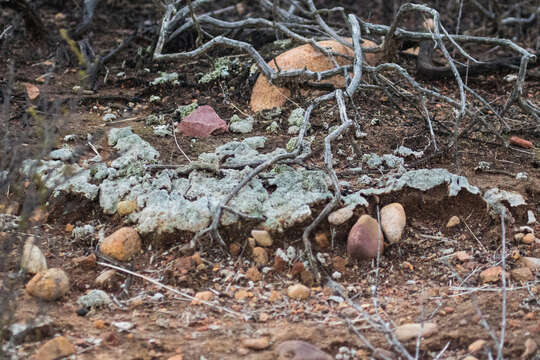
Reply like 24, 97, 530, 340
177, 105, 228, 137
347, 215, 384, 259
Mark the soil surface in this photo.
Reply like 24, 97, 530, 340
1, 1, 539, 359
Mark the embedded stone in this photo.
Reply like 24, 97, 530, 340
26, 268, 69, 301
33, 336, 75, 360
21, 238, 47, 274
347, 215, 384, 259
511, 267, 534, 281
380, 203, 406, 243
276, 340, 332, 360
99, 227, 141, 261
287, 284, 310, 300
394, 323, 438, 342
328, 207, 354, 226
252, 247, 268, 265
117, 200, 137, 216
177, 105, 228, 137
446, 216, 460, 228
251, 229, 273, 247
479, 266, 503, 283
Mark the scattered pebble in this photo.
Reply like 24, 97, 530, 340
241, 337, 270, 350
21, 237, 47, 274
468, 339, 487, 354
112, 321, 134, 332
479, 266, 503, 283
26, 268, 70, 301
275, 340, 332, 360
287, 284, 310, 300
394, 323, 438, 342
99, 227, 142, 261
380, 203, 406, 243
523, 233, 535, 245
520, 257, 540, 271
454, 251, 472, 262
194, 291, 213, 302
33, 336, 75, 360
252, 247, 269, 265
511, 267, 534, 281
314, 232, 329, 248
446, 216, 461, 228
347, 215, 384, 259
177, 105, 228, 137
117, 200, 137, 216
509, 136, 533, 149
328, 207, 354, 226
246, 266, 262, 282
251, 229, 273, 247
527, 210, 537, 225
103, 113, 117, 122
229, 242, 241, 256
72, 253, 96, 269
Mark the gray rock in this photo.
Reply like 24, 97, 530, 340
103, 113, 117, 122
394, 146, 423, 159
7, 316, 54, 344
49, 148, 74, 161
229, 115, 254, 134
153, 125, 171, 137
72, 224, 95, 240
77, 289, 112, 309
151, 72, 179, 85
483, 188, 526, 213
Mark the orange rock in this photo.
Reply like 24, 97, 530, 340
250, 39, 379, 111
33, 336, 75, 360
246, 266, 262, 282
99, 227, 141, 261
252, 247, 268, 265
26, 268, 69, 301
509, 136, 533, 149
479, 266, 503, 283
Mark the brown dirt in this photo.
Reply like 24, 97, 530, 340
1, 1, 539, 359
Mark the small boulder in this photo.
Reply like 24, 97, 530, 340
394, 323, 438, 342
446, 216, 461, 228
177, 105, 228, 137
380, 203, 406, 243
276, 340, 332, 360
33, 336, 75, 360
99, 227, 141, 261
26, 268, 69, 301
252, 247, 268, 265
328, 207, 354, 226
511, 267, 534, 281
21, 238, 47, 274
251, 230, 273, 247
287, 284, 310, 300
347, 215, 384, 259
241, 337, 270, 350
479, 266, 504, 283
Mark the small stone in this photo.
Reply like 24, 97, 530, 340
511, 267, 534, 281
276, 340, 332, 360
273, 255, 287, 272
314, 232, 329, 248
229, 242, 241, 256
328, 207, 354, 226
463, 357, 479, 360
241, 337, 270, 350
246, 266, 262, 282
21, 238, 47, 274
72, 253, 96, 269
259, 313, 270, 322
527, 210, 537, 225
300, 270, 314, 287
468, 339, 487, 353
291, 261, 305, 276
347, 215, 384, 259
177, 105, 228, 137
394, 323, 438, 342
287, 284, 310, 299
252, 247, 268, 265
523, 233, 535, 244
454, 251, 472, 262
519, 257, 540, 272
480, 266, 504, 283
194, 291, 213, 302
94, 320, 106, 329
33, 336, 75, 360
515, 233, 525, 242
251, 230, 273, 247
77, 289, 112, 309
95, 270, 117, 288
446, 216, 461, 228
380, 203, 406, 243
116, 200, 137, 216
167, 355, 183, 360
26, 268, 69, 301
373, 348, 395, 360
234, 289, 252, 300
112, 321, 134, 332
99, 227, 142, 261
522, 338, 538, 359
332, 256, 348, 273
191, 252, 202, 265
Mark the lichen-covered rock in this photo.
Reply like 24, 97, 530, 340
99, 227, 141, 261
77, 289, 112, 309
347, 215, 384, 259
26, 268, 69, 301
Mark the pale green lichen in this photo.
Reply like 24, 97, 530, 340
175, 103, 198, 120
151, 72, 179, 85
199, 57, 233, 84
266, 121, 280, 134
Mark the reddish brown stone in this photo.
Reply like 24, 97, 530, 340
177, 105, 228, 137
